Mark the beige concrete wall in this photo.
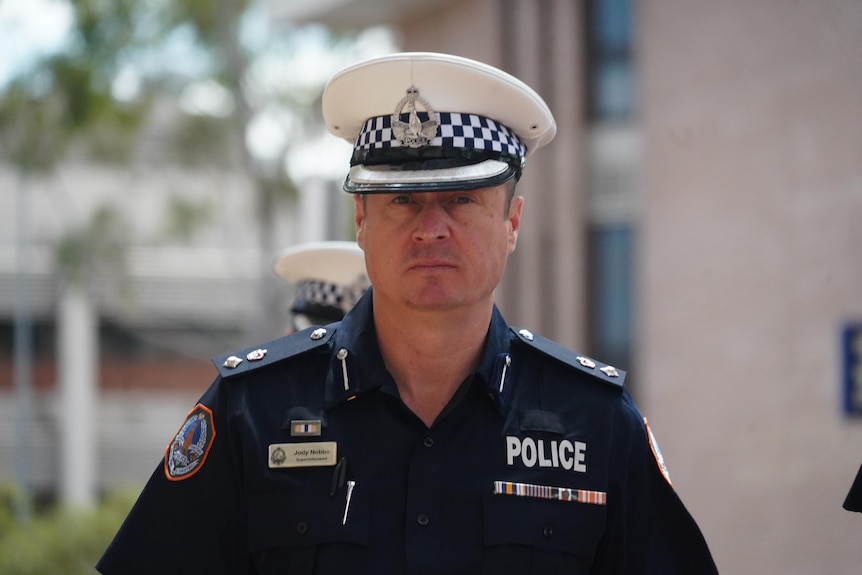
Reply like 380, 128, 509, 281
639, 1, 862, 572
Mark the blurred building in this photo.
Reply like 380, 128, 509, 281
638, 2, 862, 573
0, 93, 356, 496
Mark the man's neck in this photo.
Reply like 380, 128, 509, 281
372, 294, 492, 426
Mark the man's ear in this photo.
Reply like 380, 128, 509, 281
508, 195, 524, 254
353, 194, 366, 248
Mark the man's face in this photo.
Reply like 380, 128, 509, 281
354, 185, 523, 312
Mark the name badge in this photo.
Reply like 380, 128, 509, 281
268, 441, 338, 468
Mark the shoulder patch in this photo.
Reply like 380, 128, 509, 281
212, 325, 336, 379
511, 327, 625, 388
165, 403, 215, 481
644, 417, 673, 487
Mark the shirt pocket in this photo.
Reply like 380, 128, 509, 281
248, 489, 370, 575
481, 490, 606, 575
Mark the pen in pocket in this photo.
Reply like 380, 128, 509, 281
342, 480, 355, 525
330, 457, 346, 496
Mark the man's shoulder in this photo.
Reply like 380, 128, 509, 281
211, 325, 337, 379
510, 327, 625, 389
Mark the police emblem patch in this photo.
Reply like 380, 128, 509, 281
644, 417, 673, 487
164, 404, 216, 481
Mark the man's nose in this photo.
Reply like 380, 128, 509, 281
412, 201, 451, 241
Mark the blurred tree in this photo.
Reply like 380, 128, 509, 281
0, 0, 149, 171
0, 0, 351, 520
0, 0, 323, 249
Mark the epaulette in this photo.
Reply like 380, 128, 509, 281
511, 327, 625, 389
212, 325, 336, 379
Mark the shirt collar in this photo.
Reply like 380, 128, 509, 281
325, 287, 514, 411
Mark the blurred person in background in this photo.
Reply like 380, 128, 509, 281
272, 240, 369, 333
98, 52, 717, 574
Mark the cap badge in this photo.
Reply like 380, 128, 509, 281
392, 86, 438, 148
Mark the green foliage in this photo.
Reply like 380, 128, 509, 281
162, 195, 215, 242
164, 0, 253, 47
51, 56, 110, 129
172, 112, 236, 166
71, 0, 138, 64
0, 47, 150, 169
0, 80, 66, 171
0, 0, 244, 171
0, 486, 138, 575
83, 98, 151, 162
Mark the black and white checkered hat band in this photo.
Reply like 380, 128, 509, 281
292, 279, 366, 315
294, 279, 346, 310
354, 112, 526, 159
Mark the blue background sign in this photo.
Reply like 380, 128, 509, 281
843, 322, 862, 417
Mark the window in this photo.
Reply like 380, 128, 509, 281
584, 0, 638, 382
585, 0, 635, 121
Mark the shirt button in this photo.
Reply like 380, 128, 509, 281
297, 522, 309, 534
543, 525, 554, 538
417, 514, 430, 526
423, 436, 434, 448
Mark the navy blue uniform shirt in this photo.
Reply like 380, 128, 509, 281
98, 290, 718, 574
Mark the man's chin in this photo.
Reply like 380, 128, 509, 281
403, 289, 463, 312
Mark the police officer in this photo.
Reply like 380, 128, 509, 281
272, 240, 368, 333
98, 52, 718, 574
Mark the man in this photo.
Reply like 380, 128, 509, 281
272, 240, 368, 333
98, 52, 718, 574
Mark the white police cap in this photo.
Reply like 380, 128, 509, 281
272, 241, 368, 321
322, 52, 556, 193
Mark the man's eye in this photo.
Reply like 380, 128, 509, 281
392, 195, 411, 205
454, 195, 474, 204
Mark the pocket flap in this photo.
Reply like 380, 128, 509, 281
483, 490, 605, 557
